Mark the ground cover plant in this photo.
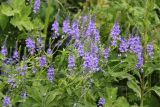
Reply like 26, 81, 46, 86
0, 0, 160, 107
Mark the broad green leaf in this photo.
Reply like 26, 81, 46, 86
10, 14, 33, 31
0, 12, 9, 30
127, 80, 141, 98
151, 86, 160, 97
113, 97, 130, 107
46, 90, 62, 106
1, 3, 20, 16
106, 87, 118, 105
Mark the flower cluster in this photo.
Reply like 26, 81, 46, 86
119, 39, 129, 52
33, 0, 40, 13
68, 54, 75, 71
128, 36, 142, 54
103, 47, 110, 63
147, 42, 154, 56
3, 96, 11, 107
39, 55, 46, 67
97, 97, 105, 107
110, 22, 121, 46
1, 46, 7, 57
26, 37, 35, 54
47, 67, 54, 81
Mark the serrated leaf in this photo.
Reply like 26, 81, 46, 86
1, 3, 20, 16
10, 14, 33, 31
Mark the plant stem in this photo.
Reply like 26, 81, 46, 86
44, 0, 52, 49
140, 73, 144, 107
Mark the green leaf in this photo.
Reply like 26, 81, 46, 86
106, 87, 118, 105
46, 90, 62, 106
151, 86, 160, 97
10, 14, 33, 31
127, 80, 141, 98
0, 12, 9, 30
113, 97, 130, 107
1, 3, 20, 16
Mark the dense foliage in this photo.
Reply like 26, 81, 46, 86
0, 0, 160, 107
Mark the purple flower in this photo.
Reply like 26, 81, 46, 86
77, 42, 84, 57
119, 39, 129, 52
111, 39, 117, 47
47, 67, 54, 81
1, 46, 7, 56
94, 29, 100, 43
136, 53, 143, 68
8, 78, 14, 83
85, 16, 97, 36
26, 37, 35, 54
8, 77, 16, 88
128, 36, 142, 54
33, 0, 40, 13
16, 65, 27, 72
103, 47, 110, 63
39, 55, 46, 67
91, 43, 99, 55
110, 22, 120, 39
37, 37, 43, 44
13, 50, 18, 59
97, 97, 105, 106
71, 20, 79, 39
51, 20, 59, 33
68, 54, 75, 71
47, 48, 52, 54
83, 52, 92, 70
23, 91, 27, 98
110, 22, 120, 46
62, 19, 70, 34
147, 42, 154, 56
3, 96, 11, 107
6, 58, 12, 65
93, 56, 99, 72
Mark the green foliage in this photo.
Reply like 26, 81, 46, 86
0, 0, 160, 107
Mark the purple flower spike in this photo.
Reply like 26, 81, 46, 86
39, 55, 46, 67
62, 19, 70, 34
26, 37, 35, 54
103, 47, 110, 63
1, 46, 7, 56
77, 42, 84, 57
85, 16, 97, 36
13, 50, 18, 59
68, 54, 75, 71
147, 42, 154, 56
83, 52, 92, 70
97, 97, 105, 106
3, 96, 11, 107
128, 36, 142, 54
51, 20, 59, 33
71, 20, 79, 39
47, 67, 54, 81
136, 53, 144, 68
110, 22, 120, 46
33, 0, 40, 13
94, 29, 100, 43
110, 22, 120, 39
93, 56, 99, 72
119, 39, 129, 52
